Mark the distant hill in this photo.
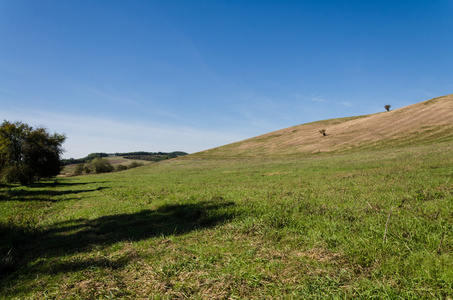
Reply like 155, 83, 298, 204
193, 94, 453, 158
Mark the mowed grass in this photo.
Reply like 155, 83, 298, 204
1, 142, 453, 299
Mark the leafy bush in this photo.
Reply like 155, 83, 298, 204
83, 164, 93, 174
385, 104, 391, 111
90, 158, 114, 174
319, 129, 327, 136
128, 161, 144, 169
74, 163, 84, 175
116, 165, 128, 171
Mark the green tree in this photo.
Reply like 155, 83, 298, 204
385, 104, 391, 111
0, 120, 66, 185
83, 164, 93, 174
74, 163, 84, 175
90, 157, 114, 174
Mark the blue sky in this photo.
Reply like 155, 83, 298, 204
1, 0, 452, 158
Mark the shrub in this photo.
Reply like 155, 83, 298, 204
319, 129, 327, 136
116, 165, 128, 171
385, 104, 391, 111
128, 161, 144, 169
90, 158, 114, 174
83, 165, 93, 174
74, 163, 84, 175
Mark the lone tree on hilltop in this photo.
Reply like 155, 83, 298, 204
0, 120, 66, 185
385, 104, 391, 111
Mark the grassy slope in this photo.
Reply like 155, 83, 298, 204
1, 95, 453, 299
195, 94, 453, 158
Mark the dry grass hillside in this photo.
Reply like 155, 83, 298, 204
196, 94, 453, 157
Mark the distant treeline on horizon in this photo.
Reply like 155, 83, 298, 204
62, 151, 188, 165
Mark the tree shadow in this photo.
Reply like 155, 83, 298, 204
1, 200, 236, 281
0, 187, 107, 202
29, 181, 109, 188
43, 201, 235, 253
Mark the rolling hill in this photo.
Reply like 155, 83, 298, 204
195, 94, 453, 158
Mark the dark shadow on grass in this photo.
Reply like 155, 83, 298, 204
0, 187, 107, 202
0, 200, 236, 282
29, 181, 109, 188
43, 201, 235, 253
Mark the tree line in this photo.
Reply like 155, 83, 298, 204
62, 151, 187, 165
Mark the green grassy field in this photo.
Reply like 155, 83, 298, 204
1, 141, 452, 299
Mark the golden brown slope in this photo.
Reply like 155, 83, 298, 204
195, 94, 453, 158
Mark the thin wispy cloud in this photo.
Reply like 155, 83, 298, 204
311, 96, 329, 103
291, 93, 330, 104
341, 102, 354, 107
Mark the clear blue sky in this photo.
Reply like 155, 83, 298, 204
1, 0, 452, 158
